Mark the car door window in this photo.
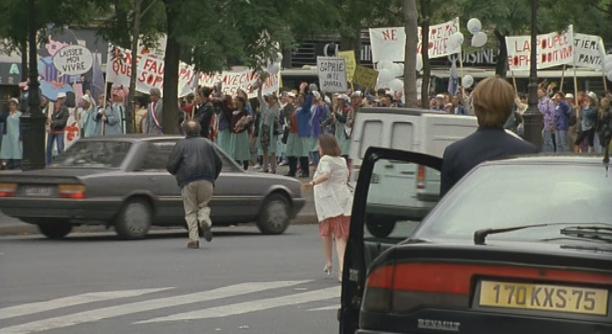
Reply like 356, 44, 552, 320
140, 142, 177, 171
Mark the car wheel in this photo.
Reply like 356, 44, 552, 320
366, 216, 396, 238
37, 221, 73, 239
114, 199, 152, 239
257, 194, 291, 235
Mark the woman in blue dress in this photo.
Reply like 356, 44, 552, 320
0, 98, 23, 169
217, 95, 234, 156
257, 84, 280, 173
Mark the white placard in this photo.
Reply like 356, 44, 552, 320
506, 25, 574, 71
368, 18, 461, 63
198, 68, 280, 99
573, 33, 606, 70
317, 56, 348, 93
52, 45, 93, 75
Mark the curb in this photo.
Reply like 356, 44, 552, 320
0, 215, 318, 237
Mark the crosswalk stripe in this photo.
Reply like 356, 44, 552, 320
0, 288, 173, 321
0, 281, 307, 334
136, 286, 340, 323
307, 304, 339, 311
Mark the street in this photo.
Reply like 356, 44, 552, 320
0, 224, 340, 334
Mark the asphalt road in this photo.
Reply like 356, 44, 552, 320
0, 224, 341, 334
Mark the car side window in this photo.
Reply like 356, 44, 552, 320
140, 141, 177, 171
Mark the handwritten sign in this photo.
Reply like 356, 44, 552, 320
369, 18, 460, 63
573, 33, 606, 70
106, 45, 196, 97
338, 51, 357, 83
198, 67, 280, 99
506, 25, 574, 71
353, 65, 379, 90
317, 57, 348, 93
53, 45, 93, 75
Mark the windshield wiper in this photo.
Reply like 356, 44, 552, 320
474, 223, 556, 245
560, 226, 612, 243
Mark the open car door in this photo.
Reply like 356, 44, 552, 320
339, 147, 442, 334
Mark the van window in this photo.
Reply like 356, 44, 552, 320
390, 122, 414, 151
360, 120, 383, 158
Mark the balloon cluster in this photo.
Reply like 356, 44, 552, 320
376, 60, 405, 91
467, 18, 488, 48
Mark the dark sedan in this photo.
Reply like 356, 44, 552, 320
0, 136, 305, 239
339, 148, 612, 334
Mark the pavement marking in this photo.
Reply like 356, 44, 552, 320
0, 288, 173, 321
0, 281, 308, 334
136, 286, 340, 323
307, 304, 340, 311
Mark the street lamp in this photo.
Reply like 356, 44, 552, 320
522, 0, 543, 149
20, 0, 46, 170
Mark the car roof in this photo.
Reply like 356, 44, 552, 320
78, 135, 183, 143
480, 154, 607, 167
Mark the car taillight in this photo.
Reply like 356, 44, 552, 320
0, 183, 17, 197
58, 184, 86, 199
416, 165, 426, 190
363, 262, 612, 314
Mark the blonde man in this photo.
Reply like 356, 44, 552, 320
440, 77, 538, 196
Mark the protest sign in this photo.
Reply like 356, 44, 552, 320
573, 33, 606, 70
337, 50, 357, 83
106, 45, 196, 97
353, 65, 378, 90
369, 18, 460, 63
198, 67, 280, 99
505, 25, 574, 71
52, 45, 93, 75
317, 56, 348, 93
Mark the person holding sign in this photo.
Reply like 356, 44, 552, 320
231, 96, 253, 170
332, 94, 353, 158
257, 80, 280, 174
101, 91, 125, 136
538, 88, 556, 153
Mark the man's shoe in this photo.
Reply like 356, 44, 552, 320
187, 240, 200, 249
201, 225, 213, 242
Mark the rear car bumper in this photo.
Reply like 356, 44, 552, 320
0, 197, 122, 222
358, 309, 612, 334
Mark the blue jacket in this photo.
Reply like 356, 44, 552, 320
297, 94, 314, 138
554, 101, 572, 131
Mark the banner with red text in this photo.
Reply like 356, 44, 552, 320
198, 67, 280, 99
505, 25, 574, 71
105, 45, 196, 97
368, 18, 460, 63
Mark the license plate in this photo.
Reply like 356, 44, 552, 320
23, 186, 53, 197
479, 280, 609, 316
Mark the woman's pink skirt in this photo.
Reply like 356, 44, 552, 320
319, 215, 351, 239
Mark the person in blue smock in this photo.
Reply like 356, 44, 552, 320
80, 94, 99, 138
0, 98, 23, 169
98, 91, 125, 136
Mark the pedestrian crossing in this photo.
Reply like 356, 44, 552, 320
0, 280, 340, 334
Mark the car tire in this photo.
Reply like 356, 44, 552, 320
114, 199, 152, 239
37, 221, 73, 239
366, 216, 396, 238
256, 194, 291, 235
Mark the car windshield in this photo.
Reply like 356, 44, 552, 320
50, 140, 132, 168
417, 164, 612, 242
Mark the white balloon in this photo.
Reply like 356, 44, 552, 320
388, 78, 404, 92
448, 32, 464, 52
390, 63, 404, 76
275, 52, 283, 62
462, 74, 474, 88
607, 70, 612, 82
377, 68, 394, 84
378, 60, 393, 71
604, 54, 612, 72
467, 18, 482, 34
416, 54, 423, 72
268, 63, 280, 75
471, 31, 488, 48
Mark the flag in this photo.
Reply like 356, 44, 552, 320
447, 59, 459, 96
91, 51, 105, 101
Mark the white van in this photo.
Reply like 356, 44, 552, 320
349, 107, 478, 237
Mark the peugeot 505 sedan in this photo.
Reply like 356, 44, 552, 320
0, 136, 305, 239
339, 147, 612, 334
